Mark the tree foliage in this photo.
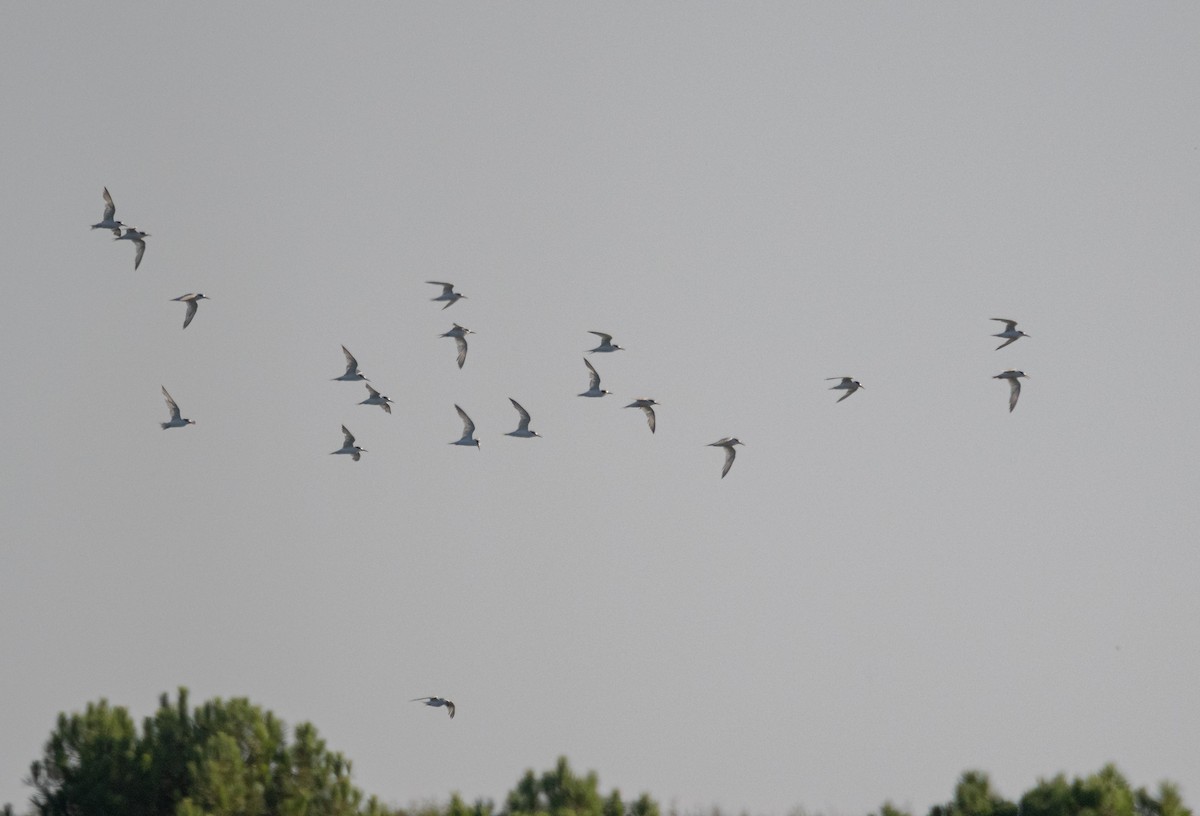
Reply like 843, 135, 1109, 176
23, 688, 363, 816
6, 690, 1192, 816
903, 764, 1191, 816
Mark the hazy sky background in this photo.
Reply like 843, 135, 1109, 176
2, 3, 1199, 814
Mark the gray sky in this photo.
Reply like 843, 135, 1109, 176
2, 3, 1199, 814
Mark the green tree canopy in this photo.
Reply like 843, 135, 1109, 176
8, 691, 1192, 816
24, 688, 364, 816
501, 757, 657, 816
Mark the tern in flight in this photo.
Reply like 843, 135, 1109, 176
428, 281, 466, 309
826, 377, 863, 402
331, 425, 366, 461
172, 293, 209, 329
505, 398, 542, 438
624, 399, 659, 433
993, 370, 1029, 413
440, 324, 474, 369
991, 318, 1029, 350
412, 697, 455, 718
91, 187, 124, 236
333, 346, 368, 382
160, 387, 195, 429
708, 437, 744, 479
451, 405, 480, 449
115, 227, 149, 270
578, 358, 610, 397
587, 331, 624, 353
359, 384, 393, 414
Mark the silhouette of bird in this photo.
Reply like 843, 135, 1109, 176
428, 281, 466, 309
991, 318, 1029, 350
172, 293, 209, 329
505, 398, 542, 438
708, 437, 744, 478
91, 187, 124, 236
440, 324, 474, 369
451, 405, 480, 449
359, 384, 393, 414
115, 227, 149, 270
412, 697, 455, 718
624, 399, 659, 433
578, 358, 610, 397
587, 331, 624, 353
993, 370, 1029, 413
160, 387, 195, 429
333, 346, 368, 382
331, 425, 366, 461
826, 377, 863, 403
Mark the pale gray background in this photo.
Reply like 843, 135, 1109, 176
2, 3, 1198, 814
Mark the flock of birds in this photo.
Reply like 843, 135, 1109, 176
324, 282, 755, 477
91, 186, 1034, 720
92, 187, 1035, 483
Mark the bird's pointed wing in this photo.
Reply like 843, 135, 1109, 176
1008, 378, 1021, 412
133, 239, 146, 270
342, 425, 356, 446
427, 281, 455, 292
836, 389, 854, 402
341, 345, 358, 373
994, 336, 1018, 350
410, 697, 432, 703
182, 299, 198, 329
102, 187, 116, 220
584, 358, 601, 389
454, 335, 468, 368
643, 406, 656, 433
588, 331, 613, 344
991, 318, 1018, 330
721, 445, 736, 478
365, 384, 381, 398
446, 701, 455, 718
455, 405, 475, 436
162, 387, 181, 420
510, 398, 532, 428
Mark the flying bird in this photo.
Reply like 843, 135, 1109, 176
115, 227, 149, 270
359, 383, 393, 414
708, 437, 744, 479
826, 377, 863, 403
993, 370, 1029, 413
160, 386, 195, 429
428, 281, 466, 309
333, 346, 368, 382
331, 425, 366, 461
587, 331, 624, 353
506, 398, 542, 438
172, 293, 209, 329
991, 318, 1029, 350
440, 324, 474, 369
91, 187, 124, 235
451, 405, 480, 449
411, 697, 455, 718
624, 399, 659, 433
578, 358, 610, 397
